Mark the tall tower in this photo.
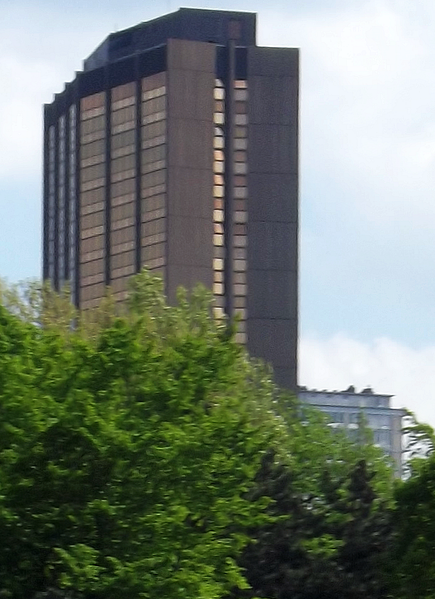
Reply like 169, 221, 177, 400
43, 8, 299, 389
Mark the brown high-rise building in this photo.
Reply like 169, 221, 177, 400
43, 8, 299, 389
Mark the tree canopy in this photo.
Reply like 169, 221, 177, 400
0, 272, 398, 599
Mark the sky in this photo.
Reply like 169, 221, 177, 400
1, 0, 435, 425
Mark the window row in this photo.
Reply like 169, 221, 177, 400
142, 159, 165, 175
81, 106, 105, 121
112, 129, 135, 149
112, 249, 135, 270
81, 224, 104, 240
112, 121, 135, 136
142, 242, 166, 261
143, 256, 165, 270
142, 110, 166, 125
112, 191, 135, 207
111, 145, 135, 160
141, 183, 166, 198
111, 227, 135, 247
141, 233, 166, 246
112, 154, 135, 174
81, 130, 105, 144
111, 177, 135, 198
80, 115, 105, 136
142, 193, 165, 213
112, 169, 135, 184
142, 169, 165, 189
82, 272, 105, 287
81, 248, 105, 263
142, 95, 166, 114
81, 234, 104, 255
214, 294, 246, 311
111, 201, 135, 223
80, 282, 106, 302
81, 153, 105, 169
142, 143, 165, 162
81, 256, 104, 278
81, 163, 105, 184
111, 105, 135, 126
112, 96, 135, 111
112, 82, 135, 104
142, 85, 166, 101
111, 216, 135, 232
141, 120, 166, 140
111, 264, 135, 280
141, 217, 166, 237
214, 271, 246, 285
81, 178, 105, 193
112, 240, 135, 255
81, 209, 104, 231
81, 93, 105, 114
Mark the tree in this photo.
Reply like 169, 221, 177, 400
0, 271, 397, 599
0, 272, 275, 599
228, 403, 395, 599
390, 451, 435, 599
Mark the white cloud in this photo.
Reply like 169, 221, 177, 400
300, 333, 435, 427
261, 0, 435, 228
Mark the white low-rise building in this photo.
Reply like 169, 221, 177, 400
298, 385, 405, 475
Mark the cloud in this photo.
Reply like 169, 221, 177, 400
257, 1, 435, 345
300, 332, 435, 427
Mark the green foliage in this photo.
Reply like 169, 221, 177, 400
0, 272, 274, 599
402, 410, 435, 474
390, 452, 435, 599
0, 271, 398, 599
229, 445, 394, 599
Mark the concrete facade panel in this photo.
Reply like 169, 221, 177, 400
247, 46, 299, 77
274, 366, 298, 391
166, 37, 215, 309
248, 222, 297, 270
167, 69, 215, 121
167, 166, 213, 219
249, 76, 298, 125
167, 38, 216, 72
247, 318, 297, 368
167, 118, 213, 169
167, 264, 213, 303
249, 124, 297, 174
248, 173, 297, 223
247, 269, 297, 319
168, 215, 213, 268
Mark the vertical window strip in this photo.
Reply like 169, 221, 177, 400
109, 88, 137, 295
48, 125, 56, 282
69, 105, 77, 305
140, 76, 167, 281
233, 80, 248, 344
79, 94, 107, 308
213, 79, 225, 319
58, 115, 66, 287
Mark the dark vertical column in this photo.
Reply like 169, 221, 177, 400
246, 47, 299, 390
53, 119, 59, 291
165, 39, 215, 303
224, 39, 235, 321
74, 98, 81, 308
104, 68, 111, 287
135, 58, 142, 274
64, 108, 70, 282
42, 107, 50, 281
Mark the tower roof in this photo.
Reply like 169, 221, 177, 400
84, 7, 257, 72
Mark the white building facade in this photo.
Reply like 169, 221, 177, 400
298, 386, 405, 475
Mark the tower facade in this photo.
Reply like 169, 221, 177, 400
43, 8, 299, 389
